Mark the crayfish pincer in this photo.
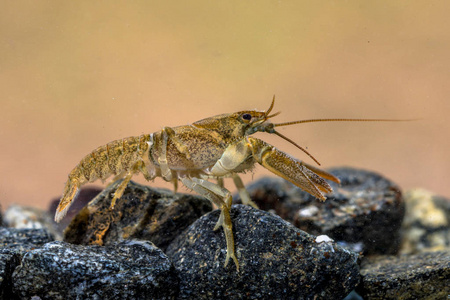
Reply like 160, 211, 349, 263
55, 96, 400, 271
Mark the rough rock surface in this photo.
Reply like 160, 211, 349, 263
400, 189, 450, 254
0, 228, 54, 252
0, 228, 55, 300
12, 240, 178, 300
0, 253, 20, 300
4, 167, 446, 299
64, 180, 212, 250
357, 250, 450, 299
240, 168, 404, 255
167, 205, 360, 299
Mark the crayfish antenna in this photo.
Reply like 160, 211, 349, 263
265, 96, 281, 119
273, 118, 416, 127
265, 95, 276, 117
271, 117, 416, 166
273, 130, 321, 166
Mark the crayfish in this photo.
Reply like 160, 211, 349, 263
55, 96, 398, 271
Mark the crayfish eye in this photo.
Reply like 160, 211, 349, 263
242, 113, 252, 121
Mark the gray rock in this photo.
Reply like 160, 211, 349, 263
357, 250, 450, 299
240, 167, 404, 255
64, 180, 212, 250
400, 189, 450, 254
166, 205, 360, 299
0, 228, 54, 252
0, 228, 55, 299
0, 252, 21, 300
12, 240, 178, 300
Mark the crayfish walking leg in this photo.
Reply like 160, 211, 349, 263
231, 173, 258, 209
180, 177, 239, 271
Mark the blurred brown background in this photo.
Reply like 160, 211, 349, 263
1, 1, 449, 211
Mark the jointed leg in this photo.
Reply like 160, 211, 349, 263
180, 177, 239, 271
158, 127, 190, 190
191, 178, 233, 208
107, 171, 126, 187
109, 161, 155, 209
217, 177, 224, 188
158, 128, 173, 181
248, 137, 333, 201
110, 171, 133, 209
232, 174, 258, 209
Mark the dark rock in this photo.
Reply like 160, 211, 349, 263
12, 240, 178, 300
400, 189, 450, 254
166, 205, 360, 299
240, 167, 404, 255
49, 187, 102, 231
357, 250, 450, 299
0, 228, 54, 300
0, 252, 21, 300
343, 290, 364, 300
0, 228, 54, 252
64, 180, 212, 250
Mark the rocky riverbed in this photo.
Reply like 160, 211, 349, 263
0, 167, 448, 299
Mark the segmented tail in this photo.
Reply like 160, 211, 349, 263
55, 176, 81, 222
54, 134, 152, 222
